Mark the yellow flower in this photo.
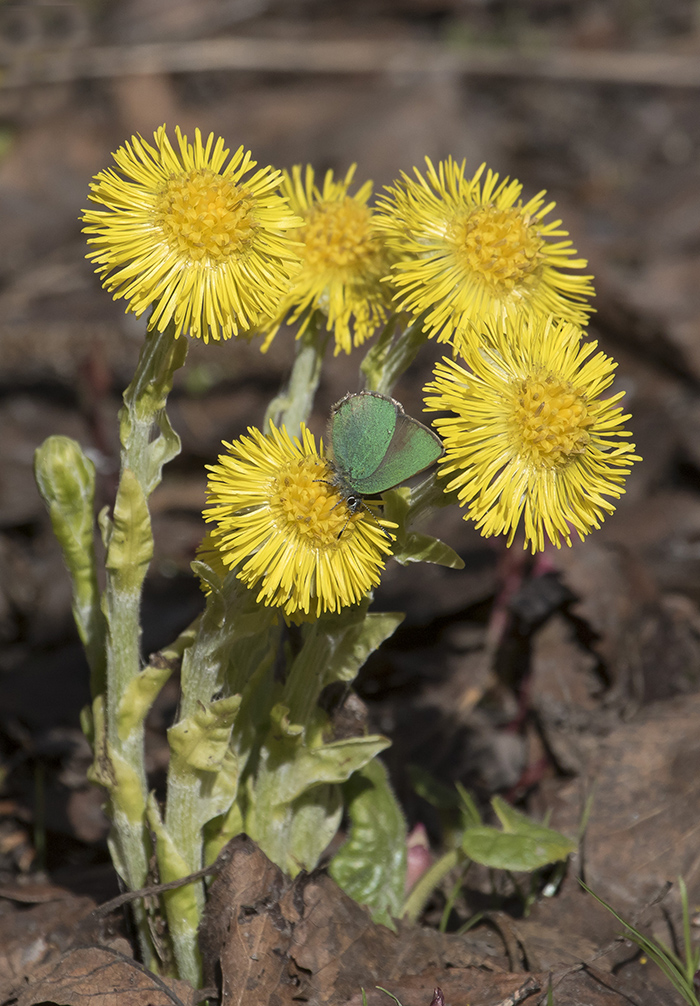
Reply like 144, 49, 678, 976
82, 125, 301, 342
424, 315, 639, 552
202, 423, 395, 618
376, 158, 594, 351
261, 165, 395, 355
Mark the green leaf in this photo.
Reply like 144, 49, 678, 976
282, 604, 402, 725
237, 602, 402, 879
376, 987, 405, 1006
200, 748, 242, 822
203, 796, 245, 867
262, 728, 391, 807
393, 532, 464, 569
146, 407, 183, 488
120, 325, 188, 498
84, 695, 107, 783
177, 568, 277, 727
330, 758, 407, 930
118, 661, 174, 740
461, 796, 576, 871
580, 880, 700, 1005
244, 773, 344, 878
322, 610, 405, 686
167, 695, 242, 772
269, 701, 304, 738
287, 784, 344, 875
381, 487, 463, 570
97, 504, 112, 549
227, 626, 281, 759
169, 744, 241, 855
246, 725, 390, 876
147, 795, 202, 987
455, 782, 483, 828
104, 467, 153, 590
95, 742, 146, 820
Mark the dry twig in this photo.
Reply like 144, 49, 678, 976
4, 37, 700, 89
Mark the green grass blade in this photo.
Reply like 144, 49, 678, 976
376, 987, 404, 1006
580, 881, 699, 1004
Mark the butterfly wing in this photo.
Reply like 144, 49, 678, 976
355, 406, 443, 494
330, 392, 443, 495
329, 392, 398, 485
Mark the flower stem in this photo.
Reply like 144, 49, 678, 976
156, 570, 278, 987
264, 316, 328, 433
401, 847, 466, 925
361, 314, 427, 396
282, 621, 328, 726
100, 320, 187, 972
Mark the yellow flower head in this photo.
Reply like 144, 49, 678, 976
82, 125, 301, 342
376, 158, 594, 352
424, 315, 639, 552
202, 422, 395, 618
261, 165, 395, 355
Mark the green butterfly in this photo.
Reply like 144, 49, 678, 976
328, 391, 443, 515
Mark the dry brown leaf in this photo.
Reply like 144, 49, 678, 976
529, 614, 609, 775
11, 946, 196, 1006
199, 838, 528, 1006
0, 895, 97, 1000
200, 835, 687, 1005
346, 973, 544, 1006
198, 833, 295, 1000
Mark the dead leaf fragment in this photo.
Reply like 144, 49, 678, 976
199, 838, 531, 1006
198, 835, 297, 1004
11, 946, 196, 1006
0, 894, 98, 1000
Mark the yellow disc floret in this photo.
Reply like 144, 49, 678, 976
302, 198, 380, 275
509, 372, 591, 468
449, 206, 545, 293
154, 169, 256, 262
269, 456, 359, 546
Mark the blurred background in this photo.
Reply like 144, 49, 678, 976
1, 0, 700, 940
